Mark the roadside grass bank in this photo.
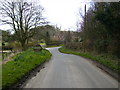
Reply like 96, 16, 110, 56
2, 49, 52, 89
39, 43, 46, 46
46, 45, 61, 48
46, 44, 63, 48
59, 47, 120, 73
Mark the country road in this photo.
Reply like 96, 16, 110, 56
24, 47, 118, 88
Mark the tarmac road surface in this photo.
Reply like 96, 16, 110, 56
24, 47, 118, 88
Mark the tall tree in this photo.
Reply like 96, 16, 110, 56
64, 31, 72, 44
45, 31, 50, 45
33, 25, 59, 41
0, 0, 44, 50
94, 2, 120, 56
78, 2, 120, 57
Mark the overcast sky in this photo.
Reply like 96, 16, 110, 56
40, 0, 92, 31
39, 0, 90, 31
0, 0, 119, 31
0, 0, 92, 31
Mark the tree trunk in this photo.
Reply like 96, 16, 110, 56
21, 40, 27, 51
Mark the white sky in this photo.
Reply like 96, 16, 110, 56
40, 0, 91, 31
0, 0, 92, 31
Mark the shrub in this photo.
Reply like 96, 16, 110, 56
7, 41, 22, 50
64, 42, 82, 50
46, 41, 62, 46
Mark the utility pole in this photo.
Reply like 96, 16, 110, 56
83, 4, 86, 52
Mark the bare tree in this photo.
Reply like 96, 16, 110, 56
64, 31, 72, 44
0, 0, 44, 50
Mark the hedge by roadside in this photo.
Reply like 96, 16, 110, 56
59, 47, 120, 73
2, 49, 52, 89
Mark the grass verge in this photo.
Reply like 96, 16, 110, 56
59, 47, 119, 73
46, 44, 63, 48
46, 45, 60, 48
2, 49, 51, 89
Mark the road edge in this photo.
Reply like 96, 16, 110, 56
10, 56, 52, 89
58, 47, 119, 83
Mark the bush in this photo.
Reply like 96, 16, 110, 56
7, 41, 22, 50
27, 41, 39, 48
2, 49, 52, 89
46, 41, 62, 46
2, 46, 13, 51
65, 42, 82, 50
